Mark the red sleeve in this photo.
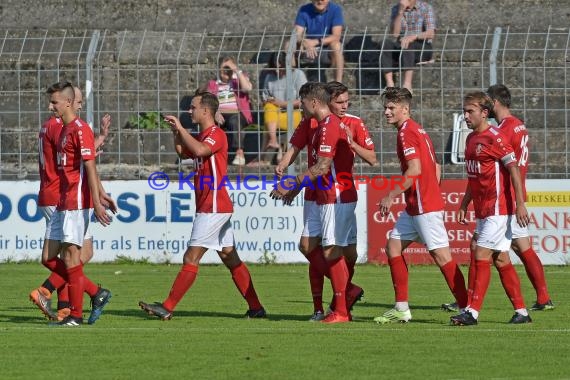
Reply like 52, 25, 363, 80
351, 118, 374, 150
317, 120, 339, 159
399, 127, 421, 161
290, 118, 309, 149
203, 128, 225, 154
78, 126, 96, 161
45, 118, 61, 146
490, 132, 516, 167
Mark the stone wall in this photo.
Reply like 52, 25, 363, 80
1, 0, 568, 32
0, 1, 568, 179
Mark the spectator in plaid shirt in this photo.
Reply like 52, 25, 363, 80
381, 0, 436, 91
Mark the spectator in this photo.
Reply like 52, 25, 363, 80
381, 0, 436, 91
291, 0, 344, 82
251, 52, 307, 166
204, 56, 253, 166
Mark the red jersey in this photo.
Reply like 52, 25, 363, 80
341, 113, 375, 153
496, 115, 529, 199
183, 125, 233, 213
396, 119, 443, 215
289, 117, 319, 201
464, 126, 518, 219
57, 117, 96, 211
312, 114, 357, 205
38, 116, 63, 206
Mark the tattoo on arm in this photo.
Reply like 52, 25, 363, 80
308, 156, 332, 178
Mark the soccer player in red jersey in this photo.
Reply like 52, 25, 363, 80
273, 82, 355, 323
488, 84, 553, 311
443, 85, 554, 313
139, 91, 266, 320
275, 81, 376, 321
42, 81, 114, 326
450, 91, 531, 326
373, 87, 468, 324
30, 86, 111, 322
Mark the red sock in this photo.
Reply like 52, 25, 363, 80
327, 256, 349, 316
388, 255, 408, 302
67, 264, 85, 319
519, 248, 550, 304
347, 259, 355, 283
43, 257, 68, 281
46, 271, 66, 291
467, 248, 476, 305
80, 263, 99, 297
57, 284, 70, 309
230, 262, 263, 310
440, 261, 468, 308
470, 259, 491, 312
163, 264, 199, 312
307, 246, 327, 313
497, 263, 526, 310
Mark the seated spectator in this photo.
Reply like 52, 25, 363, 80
290, 0, 344, 82
251, 52, 307, 166
381, 0, 436, 91
203, 56, 253, 165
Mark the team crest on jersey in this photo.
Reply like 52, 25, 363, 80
403, 147, 415, 156
476, 143, 483, 154
320, 145, 332, 153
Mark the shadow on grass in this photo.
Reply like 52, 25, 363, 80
104, 308, 322, 322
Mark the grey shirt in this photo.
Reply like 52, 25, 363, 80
262, 69, 307, 104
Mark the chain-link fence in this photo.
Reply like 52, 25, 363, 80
0, 27, 568, 180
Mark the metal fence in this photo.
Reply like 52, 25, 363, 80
0, 27, 568, 180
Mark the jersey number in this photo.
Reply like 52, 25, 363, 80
519, 135, 529, 167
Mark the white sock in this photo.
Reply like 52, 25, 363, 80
515, 308, 529, 316
395, 302, 409, 312
467, 308, 479, 319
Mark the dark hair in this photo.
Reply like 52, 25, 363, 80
326, 81, 348, 99
218, 55, 236, 67
193, 90, 219, 116
487, 84, 511, 108
381, 87, 412, 106
299, 82, 330, 104
464, 91, 494, 113
46, 81, 75, 101
267, 51, 289, 70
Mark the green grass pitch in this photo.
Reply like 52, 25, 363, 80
1, 263, 569, 379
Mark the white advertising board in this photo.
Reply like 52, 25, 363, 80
0, 181, 368, 264
509, 180, 570, 265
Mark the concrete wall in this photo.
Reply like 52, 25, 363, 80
1, 0, 568, 32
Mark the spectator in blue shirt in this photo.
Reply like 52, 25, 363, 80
292, 0, 345, 82
381, 0, 436, 91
